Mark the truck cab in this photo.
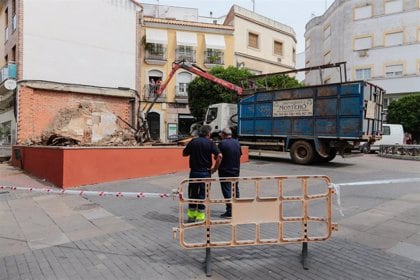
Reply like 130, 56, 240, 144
203, 103, 237, 137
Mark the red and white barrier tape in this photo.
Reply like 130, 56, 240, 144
0, 186, 179, 199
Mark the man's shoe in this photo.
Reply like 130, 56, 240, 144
220, 212, 232, 218
195, 210, 206, 223
186, 217, 196, 223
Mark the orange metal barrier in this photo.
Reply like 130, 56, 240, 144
173, 175, 338, 276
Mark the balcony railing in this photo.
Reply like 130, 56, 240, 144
145, 48, 167, 62
1, 63, 17, 83
175, 86, 188, 98
204, 51, 224, 65
175, 49, 196, 63
144, 84, 165, 102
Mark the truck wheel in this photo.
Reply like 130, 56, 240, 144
290, 140, 315, 165
360, 143, 371, 154
316, 148, 337, 163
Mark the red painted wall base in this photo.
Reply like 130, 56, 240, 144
11, 146, 249, 188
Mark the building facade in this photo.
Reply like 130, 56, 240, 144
305, 0, 420, 110
224, 5, 297, 74
0, 0, 139, 157
141, 16, 234, 141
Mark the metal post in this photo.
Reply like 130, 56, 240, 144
205, 247, 212, 277
301, 242, 308, 270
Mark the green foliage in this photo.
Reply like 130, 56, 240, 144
188, 66, 252, 120
387, 93, 420, 140
255, 75, 302, 90
187, 66, 303, 120
0, 123, 11, 139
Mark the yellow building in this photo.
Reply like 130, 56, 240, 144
140, 17, 234, 142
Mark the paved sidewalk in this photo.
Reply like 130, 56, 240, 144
1, 160, 420, 279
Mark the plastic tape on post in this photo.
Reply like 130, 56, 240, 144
0, 186, 178, 199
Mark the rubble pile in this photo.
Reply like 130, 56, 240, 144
26, 103, 143, 146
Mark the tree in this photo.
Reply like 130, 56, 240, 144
187, 66, 303, 120
387, 93, 420, 142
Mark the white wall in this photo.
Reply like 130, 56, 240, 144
23, 0, 137, 89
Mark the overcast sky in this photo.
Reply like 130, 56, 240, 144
141, 0, 334, 53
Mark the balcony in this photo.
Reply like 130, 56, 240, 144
204, 50, 224, 67
144, 46, 167, 65
1, 63, 17, 84
144, 84, 165, 102
175, 86, 188, 103
175, 49, 196, 63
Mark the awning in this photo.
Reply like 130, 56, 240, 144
145, 28, 168, 45
176, 31, 197, 47
205, 34, 225, 49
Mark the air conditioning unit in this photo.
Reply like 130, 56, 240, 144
358, 50, 368, 57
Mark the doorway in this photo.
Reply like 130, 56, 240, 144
147, 112, 160, 140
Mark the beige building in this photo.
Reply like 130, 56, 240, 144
140, 17, 235, 141
224, 5, 296, 74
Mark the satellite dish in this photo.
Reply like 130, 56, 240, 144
4, 79, 17, 90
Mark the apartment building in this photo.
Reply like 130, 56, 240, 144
305, 0, 420, 109
141, 16, 234, 141
224, 5, 297, 74
0, 0, 139, 157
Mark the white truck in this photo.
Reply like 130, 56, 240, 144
361, 124, 404, 153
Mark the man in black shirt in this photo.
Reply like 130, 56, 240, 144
183, 125, 222, 222
218, 127, 242, 218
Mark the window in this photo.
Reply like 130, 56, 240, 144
354, 5, 372, 19
4, 8, 8, 27
274, 41, 283, 56
355, 68, 372, 80
11, 45, 16, 62
0, 121, 12, 144
248, 32, 259, 49
176, 45, 195, 62
176, 72, 192, 97
205, 48, 223, 64
206, 108, 218, 123
385, 0, 403, 14
12, 0, 16, 30
324, 24, 331, 39
4, 8, 8, 41
354, 36, 373, 50
293, 48, 296, 62
382, 125, 390, 135
385, 64, 403, 77
385, 31, 403, 46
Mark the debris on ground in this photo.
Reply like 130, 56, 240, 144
24, 103, 158, 146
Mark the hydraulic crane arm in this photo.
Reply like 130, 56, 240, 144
156, 60, 243, 96
139, 60, 243, 143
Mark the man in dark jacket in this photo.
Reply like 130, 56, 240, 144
183, 125, 222, 222
218, 127, 242, 218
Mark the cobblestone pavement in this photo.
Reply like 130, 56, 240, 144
1, 155, 420, 279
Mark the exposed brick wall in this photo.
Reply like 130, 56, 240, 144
17, 86, 132, 143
